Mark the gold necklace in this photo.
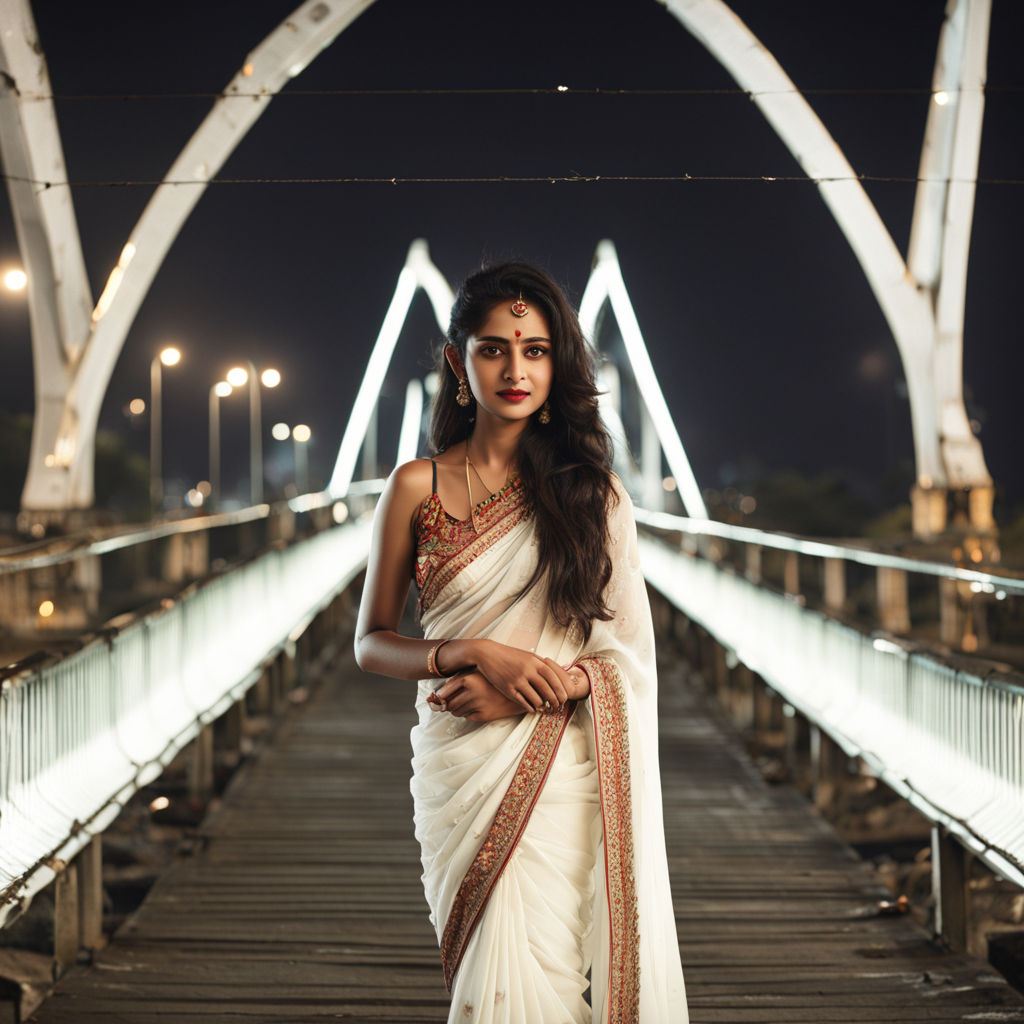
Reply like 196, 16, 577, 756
464, 439, 512, 532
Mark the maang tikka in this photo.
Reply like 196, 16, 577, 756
510, 290, 529, 318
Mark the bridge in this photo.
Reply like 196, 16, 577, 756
3, 0, 1023, 1020
2, 480, 1024, 1021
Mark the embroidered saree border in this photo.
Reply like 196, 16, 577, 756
440, 701, 577, 991
415, 479, 528, 615
580, 655, 641, 1024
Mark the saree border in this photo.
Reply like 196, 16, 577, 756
440, 701, 577, 991
579, 655, 641, 1024
416, 481, 528, 615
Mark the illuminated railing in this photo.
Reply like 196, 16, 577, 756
0, 513, 373, 929
636, 510, 1024, 889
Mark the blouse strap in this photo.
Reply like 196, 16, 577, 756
431, 459, 437, 495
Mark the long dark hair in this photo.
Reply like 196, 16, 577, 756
428, 260, 616, 641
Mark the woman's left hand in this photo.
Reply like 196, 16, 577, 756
545, 659, 590, 700
428, 661, 591, 721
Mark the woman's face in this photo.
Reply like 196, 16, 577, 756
450, 300, 553, 425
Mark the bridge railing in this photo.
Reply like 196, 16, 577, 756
0, 492, 378, 932
635, 509, 1024, 917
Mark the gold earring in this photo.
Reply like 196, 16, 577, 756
456, 378, 471, 407
538, 400, 551, 425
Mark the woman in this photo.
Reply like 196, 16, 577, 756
355, 261, 687, 1023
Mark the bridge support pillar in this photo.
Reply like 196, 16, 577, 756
810, 725, 849, 815
783, 552, 800, 600
744, 544, 762, 584
53, 862, 79, 977
912, 485, 948, 537
823, 558, 846, 612
224, 699, 246, 766
189, 723, 215, 802
76, 835, 104, 956
877, 567, 910, 633
730, 663, 756, 732
932, 825, 970, 952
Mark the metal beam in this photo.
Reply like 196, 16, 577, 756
658, 0, 992, 509
4, 0, 377, 515
328, 239, 454, 497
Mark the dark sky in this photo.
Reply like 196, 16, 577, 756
1, 0, 1021, 517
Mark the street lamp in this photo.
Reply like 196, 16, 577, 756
225, 362, 280, 506
292, 424, 311, 495
150, 346, 182, 512
208, 380, 233, 508
3, 268, 27, 291
272, 422, 312, 496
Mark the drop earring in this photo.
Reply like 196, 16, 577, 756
456, 378, 471, 407
538, 400, 551, 425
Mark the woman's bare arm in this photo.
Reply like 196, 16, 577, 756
354, 460, 569, 711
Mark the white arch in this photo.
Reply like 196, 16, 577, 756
328, 240, 453, 497
659, 0, 992, 521
580, 241, 708, 518
1, 0, 377, 514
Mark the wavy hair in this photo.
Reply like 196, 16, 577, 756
428, 261, 616, 641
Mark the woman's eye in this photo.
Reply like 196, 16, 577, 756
527, 346, 549, 358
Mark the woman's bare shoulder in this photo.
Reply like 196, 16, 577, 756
387, 458, 435, 503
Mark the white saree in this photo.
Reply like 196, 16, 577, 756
410, 474, 687, 1024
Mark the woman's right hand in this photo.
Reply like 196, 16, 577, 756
469, 639, 569, 713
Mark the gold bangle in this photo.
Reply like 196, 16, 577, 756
426, 639, 450, 678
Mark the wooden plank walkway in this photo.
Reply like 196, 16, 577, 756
30, 644, 1024, 1023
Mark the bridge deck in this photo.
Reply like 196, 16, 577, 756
30, 646, 1024, 1023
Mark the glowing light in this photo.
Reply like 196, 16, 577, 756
396, 380, 423, 465
996, 591, 1007, 601
969, 548, 983, 564
329, 240, 455, 497
160, 346, 181, 367
38, 600, 55, 618
962, 633, 978, 652
242, 62, 255, 76
149, 795, 170, 812
739, 495, 757, 514
196, 480, 212, 497
933, 90, 950, 106
226, 366, 248, 387
662, 476, 677, 492
92, 265, 123, 321
292, 423, 311, 443
261, 368, 281, 388
119, 241, 136, 266
185, 488, 204, 507
578, 240, 707, 517
556, 84, 569, 92
129, 398, 146, 415
271, 422, 291, 441
29, 522, 45, 538
332, 502, 349, 524
44, 454, 56, 468
969, 581, 983, 593
4, 268, 27, 291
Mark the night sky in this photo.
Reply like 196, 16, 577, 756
1, 0, 1022, 520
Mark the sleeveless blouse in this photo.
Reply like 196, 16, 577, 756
413, 460, 526, 613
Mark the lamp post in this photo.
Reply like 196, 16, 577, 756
150, 346, 181, 513
226, 363, 280, 507
208, 380, 233, 508
292, 423, 311, 495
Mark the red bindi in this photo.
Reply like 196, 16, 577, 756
514, 329, 521, 337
